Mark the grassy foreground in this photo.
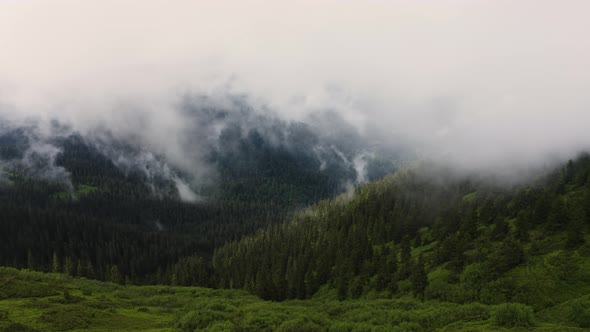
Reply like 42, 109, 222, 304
0, 267, 586, 331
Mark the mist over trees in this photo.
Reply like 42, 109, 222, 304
0, 104, 396, 285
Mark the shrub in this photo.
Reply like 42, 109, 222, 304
456, 303, 490, 322
0, 279, 58, 299
277, 318, 324, 332
548, 251, 580, 281
491, 303, 535, 327
576, 311, 590, 329
81, 287, 92, 296
327, 321, 357, 332
460, 263, 487, 292
23, 298, 50, 309
578, 243, 590, 257
175, 310, 226, 332
0, 323, 40, 332
479, 277, 518, 304
207, 321, 236, 331
569, 302, 590, 328
397, 280, 413, 296
391, 321, 423, 332
38, 306, 92, 330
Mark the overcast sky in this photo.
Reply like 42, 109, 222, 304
1, 0, 590, 172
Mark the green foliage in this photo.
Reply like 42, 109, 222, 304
175, 310, 226, 332
212, 154, 590, 310
569, 302, 590, 328
38, 306, 92, 330
462, 192, 477, 203
277, 318, 324, 332
0, 323, 40, 332
545, 251, 580, 281
410, 255, 428, 300
491, 303, 535, 327
0, 268, 515, 332
76, 184, 98, 195
0, 278, 58, 300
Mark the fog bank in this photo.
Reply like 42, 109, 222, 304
1, 0, 589, 175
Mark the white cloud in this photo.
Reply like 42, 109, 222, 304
1, 0, 589, 174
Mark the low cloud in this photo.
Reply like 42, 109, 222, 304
0, 0, 589, 178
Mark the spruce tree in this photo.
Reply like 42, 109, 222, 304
411, 254, 428, 301
64, 257, 74, 276
110, 265, 121, 284
27, 249, 35, 271
52, 252, 60, 273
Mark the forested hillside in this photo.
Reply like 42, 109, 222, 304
3, 126, 590, 330
212, 154, 590, 319
0, 110, 394, 285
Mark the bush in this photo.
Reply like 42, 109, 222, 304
454, 303, 490, 322
479, 277, 517, 304
576, 311, 590, 329
207, 321, 236, 331
546, 251, 580, 281
277, 318, 324, 332
81, 287, 92, 296
391, 321, 423, 332
0, 323, 40, 332
491, 303, 535, 327
0, 279, 58, 299
327, 321, 357, 332
569, 302, 590, 328
175, 310, 226, 332
38, 306, 92, 330
578, 243, 590, 257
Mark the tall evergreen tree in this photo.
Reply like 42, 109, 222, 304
411, 254, 428, 301
52, 252, 60, 273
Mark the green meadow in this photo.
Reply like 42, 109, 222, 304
0, 267, 587, 332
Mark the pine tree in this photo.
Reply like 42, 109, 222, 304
27, 249, 35, 271
110, 265, 121, 284
547, 197, 568, 231
399, 237, 412, 279
64, 257, 74, 276
566, 204, 586, 249
410, 254, 428, 301
86, 260, 96, 279
52, 252, 60, 273
76, 259, 84, 278
515, 210, 531, 242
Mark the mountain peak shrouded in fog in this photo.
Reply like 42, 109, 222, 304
1, 0, 590, 176
0, 101, 397, 203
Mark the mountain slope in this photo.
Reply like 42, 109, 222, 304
212, 154, 590, 316
0, 107, 396, 284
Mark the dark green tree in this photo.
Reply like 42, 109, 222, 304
52, 252, 60, 273
410, 254, 428, 301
